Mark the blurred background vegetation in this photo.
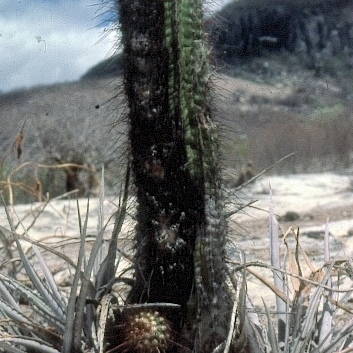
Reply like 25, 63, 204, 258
2, 0, 353, 203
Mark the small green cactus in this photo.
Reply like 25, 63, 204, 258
118, 310, 171, 353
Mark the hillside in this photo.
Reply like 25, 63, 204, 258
0, 78, 127, 202
82, 0, 353, 81
211, 0, 353, 63
1, 0, 353, 204
1, 63, 352, 203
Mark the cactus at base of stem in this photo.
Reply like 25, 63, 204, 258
116, 310, 172, 353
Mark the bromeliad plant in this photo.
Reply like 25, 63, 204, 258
0, 168, 132, 353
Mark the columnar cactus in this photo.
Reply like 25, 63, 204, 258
117, 0, 233, 351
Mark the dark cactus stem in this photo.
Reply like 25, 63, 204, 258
117, 0, 234, 351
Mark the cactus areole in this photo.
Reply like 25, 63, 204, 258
118, 0, 232, 351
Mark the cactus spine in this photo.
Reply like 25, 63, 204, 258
117, 0, 233, 351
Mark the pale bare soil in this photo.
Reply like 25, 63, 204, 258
1, 172, 353, 311
226, 173, 353, 311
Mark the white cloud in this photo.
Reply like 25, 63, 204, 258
0, 0, 117, 93
0, 0, 232, 93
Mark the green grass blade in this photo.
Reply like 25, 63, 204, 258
224, 299, 237, 353
73, 199, 102, 351
93, 166, 105, 281
237, 256, 247, 333
236, 256, 266, 353
97, 293, 113, 353
79, 199, 89, 269
72, 232, 104, 351
12, 234, 66, 322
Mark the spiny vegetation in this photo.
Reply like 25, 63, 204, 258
117, 0, 233, 350
0, 0, 353, 353
1, 173, 353, 353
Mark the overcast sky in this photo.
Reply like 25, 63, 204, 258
0, 0, 230, 94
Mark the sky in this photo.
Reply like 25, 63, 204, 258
0, 0, 231, 94
0, 0, 117, 93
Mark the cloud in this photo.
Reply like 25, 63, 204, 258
0, 0, 232, 93
0, 0, 117, 93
